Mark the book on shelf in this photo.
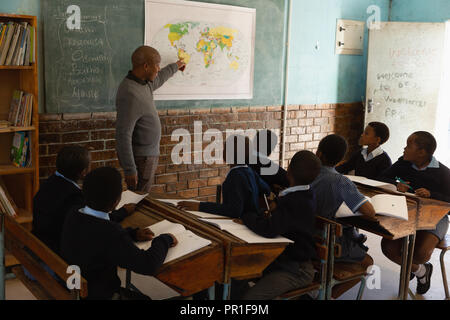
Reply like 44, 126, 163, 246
11, 131, 31, 168
0, 21, 35, 66
0, 177, 18, 217
136, 219, 212, 264
7, 90, 33, 127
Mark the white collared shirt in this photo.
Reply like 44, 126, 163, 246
361, 146, 384, 162
412, 156, 440, 171
55, 171, 80, 189
279, 185, 310, 197
229, 165, 248, 172
79, 206, 110, 221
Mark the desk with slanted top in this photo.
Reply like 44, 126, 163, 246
120, 204, 223, 298
144, 193, 290, 299
337, 183, 450, 300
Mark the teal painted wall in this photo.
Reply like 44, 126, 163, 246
286, 0, 390, 105
391, 0, 450, 22
0, 0, 43, 112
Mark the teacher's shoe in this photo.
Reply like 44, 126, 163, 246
416, 262, 433, 295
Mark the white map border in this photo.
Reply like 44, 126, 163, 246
145, 0, 256, 100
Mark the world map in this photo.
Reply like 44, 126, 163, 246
151, 21, 251, 86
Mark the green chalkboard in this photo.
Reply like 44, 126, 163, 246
43, 0, 286, 113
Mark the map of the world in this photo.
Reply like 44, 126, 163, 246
151, 21, 251, 87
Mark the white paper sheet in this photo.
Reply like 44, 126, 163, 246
116, 190, 148, 210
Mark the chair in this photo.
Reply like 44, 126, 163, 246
0, 213, 88, 300
326, 221, 373, 300
278, 216, 334, 300
409, 234, 449, 300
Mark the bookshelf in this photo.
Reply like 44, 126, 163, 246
0, 14, 39, 267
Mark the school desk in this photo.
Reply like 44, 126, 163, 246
120, 205, 223, 298
143, 194, 290, 300
337, 183, 450, 300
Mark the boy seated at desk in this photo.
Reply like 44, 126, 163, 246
381, 131, 450, 295
248, 129, 289, 193
238, 150, 321, 300
336, 121, 392, 179
25, 146, 135, 282
60, 167, 177, 300
178, 134, 271, 218
311, 134, 376, 299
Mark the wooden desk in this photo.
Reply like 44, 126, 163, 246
144, 194, 289, 299
121, 206, 224, 297
337, 183, 450, 300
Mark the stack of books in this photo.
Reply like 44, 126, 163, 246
0, 178, 18, 217
0, 21, 36, 66
7, 90, 33, 127
11, 131, 32, 168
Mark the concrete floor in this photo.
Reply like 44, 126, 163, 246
5, 230, 449, 300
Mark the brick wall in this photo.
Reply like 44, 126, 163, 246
38, 102, 364, 200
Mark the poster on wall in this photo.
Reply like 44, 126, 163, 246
145, 0, 256, 100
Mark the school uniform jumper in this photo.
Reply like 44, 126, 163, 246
60, 206, 173, 300
382, 156, 450, 240
241, 186, 317, 300
199, 165, 271, 218
336, 146, 392, 179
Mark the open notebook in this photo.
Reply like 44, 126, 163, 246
345, 175, 397, 192
116, 190, 148, 210
157, 198, 227, 219
336, 194, 409, 220
136, 220, 212, 264
200, 218, 294, 244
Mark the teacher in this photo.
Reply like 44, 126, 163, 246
116, 45, 185, 192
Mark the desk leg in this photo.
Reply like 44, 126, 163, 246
0, 213, 4, 301
125, 269, 132, 290
398, 236, 409, 299
403, 234, 416, 300
222, 283, 230, 300
208, 284, 215, 300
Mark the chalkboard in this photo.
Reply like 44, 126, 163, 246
43, 0, 287, 113
365, 22, 449, 162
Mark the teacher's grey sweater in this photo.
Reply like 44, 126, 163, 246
115, 63, 178, 176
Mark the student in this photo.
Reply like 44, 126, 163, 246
311, 134, 376, 299
381, 131, 450, 294
249, 129, 289, 193
60, 167, 177, 300
336, 122, 392, 179
178, 135, 271, 218
32, 145, 134, 255
239, 150, 321, 300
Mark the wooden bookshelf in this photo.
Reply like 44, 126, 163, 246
0, 14, 39, 267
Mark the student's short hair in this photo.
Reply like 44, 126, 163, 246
83, 167, 123, 212
56, 145, 90, 181
412, 131, 437, 157
224, 134, 253, 165
317, 134, 348, 166
289, 150, 321, 185
368, 122, 390, 145
254, 129, 278, 156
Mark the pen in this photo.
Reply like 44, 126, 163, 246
263, 194, 270, 211
395, 176, 413, 191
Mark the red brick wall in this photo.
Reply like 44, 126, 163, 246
38, 102, 364, 200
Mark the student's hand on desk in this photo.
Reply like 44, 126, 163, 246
136, 228, 154, 242
167, 234, 178, 247
396, 181, 411, 193
125, 175, 138, 191
415, 188, 431, 198
177, 201, 200, 211
123, 203, 136, 215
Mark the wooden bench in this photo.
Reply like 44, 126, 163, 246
2, 213, 88, 300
